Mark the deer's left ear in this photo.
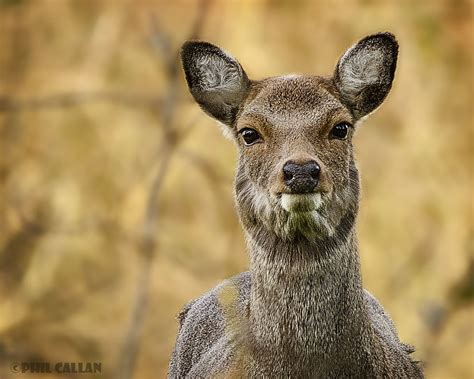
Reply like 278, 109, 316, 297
334, 32, 398, 119
181, 41, 250, 126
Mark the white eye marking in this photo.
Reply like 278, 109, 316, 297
281, 193, 322, 212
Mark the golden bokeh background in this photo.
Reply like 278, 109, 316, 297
0, 0, 472, 378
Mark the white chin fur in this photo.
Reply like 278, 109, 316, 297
281, 193, 322, 212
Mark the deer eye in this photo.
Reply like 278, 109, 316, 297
330, 122, 351, 139
239, 128, 262, 146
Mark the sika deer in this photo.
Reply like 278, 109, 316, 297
168, 32, 423, 378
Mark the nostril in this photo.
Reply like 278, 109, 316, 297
283, 169, 294, 182
283, 162, 299, 184
307, 162, 321, 180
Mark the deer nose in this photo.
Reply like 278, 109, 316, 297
283, 160, 320, 194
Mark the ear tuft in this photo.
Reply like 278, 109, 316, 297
334, 32, 398, 119
180, 41, 250, 126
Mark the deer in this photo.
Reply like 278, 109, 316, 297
168, 32, 424, 378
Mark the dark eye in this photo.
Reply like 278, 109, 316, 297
239, 128, 262, 146
330, 122, 351, 139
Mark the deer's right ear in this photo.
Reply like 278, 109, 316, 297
180, 41, 250, 126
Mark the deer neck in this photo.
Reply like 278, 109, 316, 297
244, 211, 372, 369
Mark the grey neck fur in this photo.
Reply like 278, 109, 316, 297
247, 229, 372, 375
232, 163, 379, 376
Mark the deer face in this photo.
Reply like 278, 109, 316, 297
181, 33, 397, 240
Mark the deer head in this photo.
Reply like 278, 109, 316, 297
181, 33, 398, 242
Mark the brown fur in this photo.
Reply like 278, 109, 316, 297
170, 33, 424, 378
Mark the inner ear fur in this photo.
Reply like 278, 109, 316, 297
334, 32, 398, 119
180, 41, 250, 126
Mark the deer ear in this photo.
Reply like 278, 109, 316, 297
334, 32, 398, 119
180, 41, 250, 126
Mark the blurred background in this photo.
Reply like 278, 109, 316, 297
0, 0, 472, 378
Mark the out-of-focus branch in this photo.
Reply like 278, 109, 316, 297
0, 0, 210, 116
179, 149, 230, 185
189, 0, 210, 39
116, 145, 174, 379
116, 1, 211, 379
421, 256, 474, 367
0, 91, 175, 112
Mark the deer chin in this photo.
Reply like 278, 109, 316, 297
280, 193, 322, 213
235, 180, 335, 240
275, 193, 336, 240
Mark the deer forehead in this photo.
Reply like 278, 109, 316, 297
239, 75, 353, 134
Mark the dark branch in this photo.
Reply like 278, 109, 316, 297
115, 2, 211, 379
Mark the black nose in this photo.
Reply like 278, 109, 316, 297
283, 160, 320, 194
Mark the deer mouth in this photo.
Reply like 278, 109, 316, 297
280, 193, 322, 212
